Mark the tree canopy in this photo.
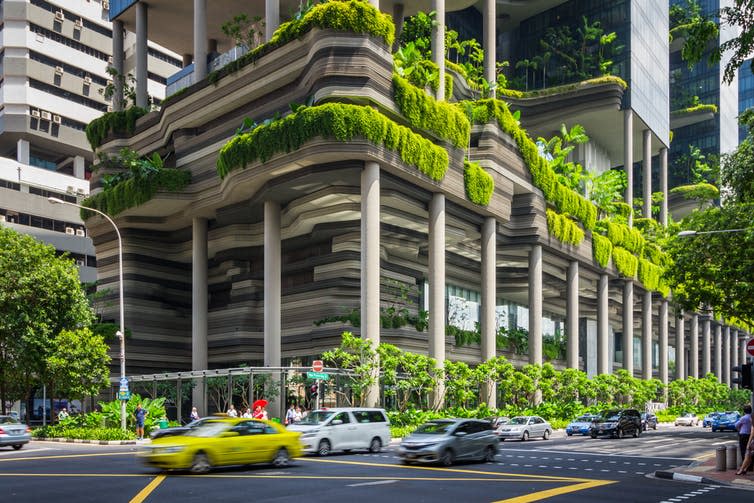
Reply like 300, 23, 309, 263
0, 226, 95, 411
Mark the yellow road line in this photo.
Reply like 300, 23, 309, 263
181, 474, 564, 482
130, 474, 166, 503
492, 479, 617, 503
0, 452, 133, 463
301, 457, 593, 482
694, 452, 715, 461
0, 473, 148, 477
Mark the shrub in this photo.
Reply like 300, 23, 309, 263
546, 209, 585, 246
463, 160, 494, 205
85, 107, 148, 150
612, 246, 638, 278
592, 233, 612, 267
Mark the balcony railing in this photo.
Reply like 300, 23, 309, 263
166, 45, 250, 96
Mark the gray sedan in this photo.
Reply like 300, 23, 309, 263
497, 415, 552, 441
0, 415, 31, 450
398, 418, 498, 466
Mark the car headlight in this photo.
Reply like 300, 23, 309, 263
153, 446, 184, 454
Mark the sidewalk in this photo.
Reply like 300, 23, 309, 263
656, 452, 754, 489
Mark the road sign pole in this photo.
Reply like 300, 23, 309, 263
315, 380, 320, 410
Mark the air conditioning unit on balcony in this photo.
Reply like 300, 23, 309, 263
76, 259, 85, 267
0, 215, 6, 223
55, 66, 64, 74
107, 105, 113, 112
65, 227, 75, 235
31, 109, 40, 118
75, 19, 83, 29
67, 185, 76, 194
40, 111, 52, 121
76, 187, 86, 195
75, 229, 85, 237
52, 114, 61, 124
55, 10, 65, 21
102, 1, 110, 11
107, 56, 113, 64
84, 76, 92, 85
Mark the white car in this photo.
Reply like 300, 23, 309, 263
675, 413, 698, 427
286, 407, 391, 455
497, 415, 552, 441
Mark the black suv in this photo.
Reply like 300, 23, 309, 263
590, 409, 642, 439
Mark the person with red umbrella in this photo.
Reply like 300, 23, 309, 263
252, 399, 268, 420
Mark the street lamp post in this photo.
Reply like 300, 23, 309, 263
677, 229, 748, 237
48, 197, 127, 431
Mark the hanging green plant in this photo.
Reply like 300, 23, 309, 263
216, 102, 448, 181
85, 107, 149, 150
546, 209, 585, 246
638, 258, 663, 292
605, 221, 645, 255
463, 160, 494, 206
612, 246, 638, 278
592, 233, 612, 268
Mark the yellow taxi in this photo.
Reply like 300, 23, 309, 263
139, 417, 303, 473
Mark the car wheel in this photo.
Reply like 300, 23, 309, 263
190, 452, 211, 474
318, 439, 331, 456
12, 444, 22, 450
633, 427, 639, 438
369, 437, 382, 453
272, 448, 290, 467
567, 432, 573, 437
590, 432, 597, 439
440, 449, 455, 466
543, 429, 550, 440
402, 459, 415, 465
522, 430, 529, 442
712, 428, 717, 433
483, 445, 496, 462
616, 428, 624, 439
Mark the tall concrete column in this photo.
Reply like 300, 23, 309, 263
660, 147, 668, 226
483, 0, 495, 96
529, 245, 543, 367
732, 329, 739, 385
392, 4, 405, 51
480, 217, 496, 407
659, 299, 668, 385
193, 0, 207, 80
73, 156, 85, 179
622, 280, 634, 375
135, 2, 148, 109
642, 129, 652, 219
265, 0, 280, 41
16, 139, 29, 165
742, 332, 749, 365
566, 261, 580, 369
429, 193, 446, 409
597, 274, 609, 375
624, 110, 633, 225
111, 19, 125, 111
431, 0, 445, 100
642, 291, 653, 380
702, 317, 711, 376
675, 313, 685, 380
361, 162, 380, 407
264, 201, 282, 418
723, 325, 731, 386
714, 322, 722, 382
689, 314, 699, 378
192, 218, 208, 415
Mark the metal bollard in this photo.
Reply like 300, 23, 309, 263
727, 444, 739, 470
716, 446, 727, 471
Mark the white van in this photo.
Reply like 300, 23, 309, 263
287, 407, 391, 456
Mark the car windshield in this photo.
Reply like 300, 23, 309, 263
575, 415, 593, 422
298, 411, 334, 425
720, 413, 738, 420
414, 421, 454, 434
0, 416, 19, 424
184, 421, 231, 438
599, 411, 620, 421
509, 417, 529, 425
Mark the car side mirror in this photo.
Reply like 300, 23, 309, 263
331, 419, 343, 426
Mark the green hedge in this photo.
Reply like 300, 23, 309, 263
33, 426, 135, 441
592, 233, 612, 268
497, 75, 627, 99
209, 0, 394, 85
85, 107, 148, 150
216, 103, 448, 181
604, 220, 645, 255
392, 74, 470, 148
612, 246, 638, 278
463, 160, 494, 206
546, 209, 585, 246
83, 169, 191, 217
638, 258, 663, 292
669, 182, 719, 201
465, 99, 597, 230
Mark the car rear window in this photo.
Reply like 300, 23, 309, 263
353, 410, 387, 423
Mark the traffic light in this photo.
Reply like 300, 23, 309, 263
732, 363, 753, 390
309, 383, 319, 399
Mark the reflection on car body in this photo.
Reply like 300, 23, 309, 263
150, 416, 221, 440
398, 418, 498, 466
139, 417, 303, 473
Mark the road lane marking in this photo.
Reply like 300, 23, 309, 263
492, 479, 616, 503
0, 452, 133, 462
130, 474, 166, 503
347, 480, 398, 487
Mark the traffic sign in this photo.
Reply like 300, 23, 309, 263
118, 390, 131, 400
747, 339, 754, 357
312, 360, 324, 372
119, 377, 129, 387
307, 371, 329, 381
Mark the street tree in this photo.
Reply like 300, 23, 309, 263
46, 328, 110, 401
0, 226, 93, 413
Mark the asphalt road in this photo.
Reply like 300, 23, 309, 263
0, 424, 748, 503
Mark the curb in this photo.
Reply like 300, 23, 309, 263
34, 437, 137, 445
654, 470, 726, 486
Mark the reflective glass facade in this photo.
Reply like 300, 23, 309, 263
739, 59, 754, 141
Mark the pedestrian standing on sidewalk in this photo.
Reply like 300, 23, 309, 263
735, 404, 752, 475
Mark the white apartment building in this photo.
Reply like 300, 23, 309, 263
0, 0, 180, 281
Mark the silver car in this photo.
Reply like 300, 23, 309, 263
497, 415, 552, 441
0, 415, 31, 450
398, 419, 498, 466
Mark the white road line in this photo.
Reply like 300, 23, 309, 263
347, 480, 398, 488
